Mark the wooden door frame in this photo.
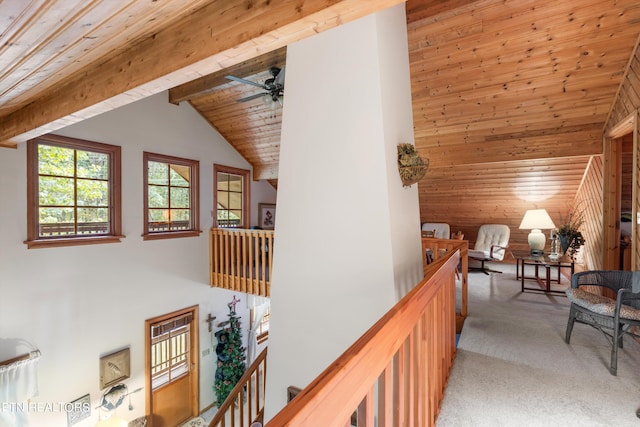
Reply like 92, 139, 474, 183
145, 305, 200, 426
603, 110, 639, 270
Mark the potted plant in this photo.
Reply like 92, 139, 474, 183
557, 205, 586, 259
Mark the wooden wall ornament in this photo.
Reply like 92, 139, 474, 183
397, 143, 429, 187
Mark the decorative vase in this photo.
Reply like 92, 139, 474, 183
559, 235, 570, 254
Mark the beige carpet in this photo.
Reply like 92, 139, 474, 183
437, 263, 640, 427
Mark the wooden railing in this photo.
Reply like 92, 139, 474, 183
422, 237, 469, 318
210, 228, 274, 297
39, 221, 109, 236
208, 347, 268, 427
265, 250, 460, 426
39, 220, 190, 236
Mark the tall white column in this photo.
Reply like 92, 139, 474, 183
264, 4, 423, 419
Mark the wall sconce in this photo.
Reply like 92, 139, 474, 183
519, 209, 555, 255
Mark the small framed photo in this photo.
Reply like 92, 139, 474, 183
99, 348, 130, 389
66, 394, 91, 426
258, 203, 276, 230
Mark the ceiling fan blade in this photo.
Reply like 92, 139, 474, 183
274, 67, 285, 86
237, 92, 267, 102
225, 75, 267, 90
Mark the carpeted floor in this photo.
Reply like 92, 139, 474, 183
437, 262, 640, 427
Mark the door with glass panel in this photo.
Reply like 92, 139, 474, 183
146, 306, 199, 427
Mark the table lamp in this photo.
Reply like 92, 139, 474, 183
519, 209, 555, 256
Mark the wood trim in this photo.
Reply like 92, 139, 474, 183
265, 253, 459, 426
608, 112, 636, 138
142, 151, 201, 240
603, 32, 640, 135
603, 110, 639, 270
602, 135, 622, 269
422, 237, 468, 318
169, 47, 288, 105
633, 110, 639, 270
24, 134, 123, 249
145, 305, 199, 427
0, 0, 403, 145
210, 228, 273, 297
213, 164, 251, 229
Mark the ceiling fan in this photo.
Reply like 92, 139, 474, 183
225, 66, 285, 105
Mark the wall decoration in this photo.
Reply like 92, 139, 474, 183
397, 143, 429, 187
99, 383, 128, 411
258, 203, 276, 229
99, 348, 130, 389
66, 393, 90, 426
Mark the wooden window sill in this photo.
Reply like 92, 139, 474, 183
25, 235, 125, 249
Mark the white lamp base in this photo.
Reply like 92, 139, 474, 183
528, 229, 545, 256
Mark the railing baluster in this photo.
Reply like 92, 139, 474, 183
210, 228, 273, 297
208, 348, 268, 427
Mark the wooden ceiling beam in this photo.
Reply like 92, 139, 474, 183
0, 0, 404, 145
168, 47, 287, 105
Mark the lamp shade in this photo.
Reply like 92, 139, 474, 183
519, 209, 555, 255
518, 209, 555, 230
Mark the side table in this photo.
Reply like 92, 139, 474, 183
511, 250, 574, 294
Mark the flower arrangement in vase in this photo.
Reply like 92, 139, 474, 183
557, 204, 586, 259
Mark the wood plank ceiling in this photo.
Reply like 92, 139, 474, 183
0, 0, 402, 145
174, 0, 640, 248
1, 0, 640, 249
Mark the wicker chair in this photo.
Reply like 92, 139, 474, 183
565, 270, 640, 375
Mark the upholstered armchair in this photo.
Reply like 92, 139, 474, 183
468, 224, 510, 274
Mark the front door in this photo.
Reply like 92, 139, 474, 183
146, 306, 199, 427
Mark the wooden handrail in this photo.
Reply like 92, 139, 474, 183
422, 237, 469, 317
208, 347, 268, 427
265, 251, 460, 426
210, 228, 274, 297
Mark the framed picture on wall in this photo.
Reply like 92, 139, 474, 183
258, 203, 276, 230
99, 348, 130, 389
66, 394, 91, 426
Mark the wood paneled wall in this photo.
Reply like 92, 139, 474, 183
603, 35, 640, 270
419, 156, 592, 255
409, 0, 640, 259
574, 156, 604, 270
604, 35, 640, 136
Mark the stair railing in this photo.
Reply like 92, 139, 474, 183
208, 347, 268, 427
265, 251, 460, 426
210, 228, 274, 297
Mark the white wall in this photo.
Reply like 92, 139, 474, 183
0, 92, 275, 426
264, 5, 422, 419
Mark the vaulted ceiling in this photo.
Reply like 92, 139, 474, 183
1, 0, 640, 246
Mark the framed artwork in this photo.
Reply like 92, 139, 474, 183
258, 203, 276, 230
99, 348, 130, 389
66, 394, 90, 426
